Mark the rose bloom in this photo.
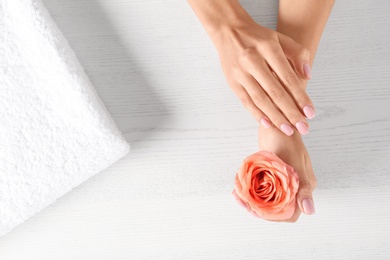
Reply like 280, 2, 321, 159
232, 151, 299, 221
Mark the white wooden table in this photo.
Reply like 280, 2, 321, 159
1, 0, 390, 259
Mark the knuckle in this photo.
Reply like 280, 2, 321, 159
239, 96, 251, 107
262, 41, 279, 52
268, 87, 285, 101
251, 93, 266, 106
231, 65, 243, 78
299, 179, 313, 191
311, 177, 318, 189
240, 48, 256, 62
300, 47, 310, 58
284, 73, 299, 87
296, 94, 311, 106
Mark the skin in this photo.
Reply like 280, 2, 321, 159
258, 125, 316, 222
188, 0, 335, 221
271, 0, 334, 221
187, 0, 314, 136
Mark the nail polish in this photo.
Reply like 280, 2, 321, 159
280, 124, 294, 136
296, 121, 309, 135
260, 118, 271, 128
303, 105, 315, 119
303, 63, 312, 79
302, 198, 315, 215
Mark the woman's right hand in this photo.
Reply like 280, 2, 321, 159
211, 17, 315, 136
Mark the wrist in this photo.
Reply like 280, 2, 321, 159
208, 16, 256, 48
188, 0, 256, 45
207, 6, 255, 40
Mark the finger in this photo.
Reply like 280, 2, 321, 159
305, 155, 317, 190
277, 32, 311, 79
230, 83, 272, 128
290, 156, 315, 215
270, 201, 301, 223
296, 177, 316, 215
246, 61, 310, 135
286, 201, 302, 223
238, 74, 296, 136
263, 45, 316, 120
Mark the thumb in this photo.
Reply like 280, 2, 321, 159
277, 32, 312, 80
296, 179, 316, 215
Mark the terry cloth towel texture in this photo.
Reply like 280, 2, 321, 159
0, 0, 130, 236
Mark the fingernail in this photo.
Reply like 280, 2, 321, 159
280, 124, 294, 136
296, 121, 309, 135
303, 105, 315, 119
302, 198, 315, 215
260, 118, 271, 128
303, 63, 312, 79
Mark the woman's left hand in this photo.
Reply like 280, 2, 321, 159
258, 121, 317, 222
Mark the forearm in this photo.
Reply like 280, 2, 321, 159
188, 0, 323, 132
277, 0, 335, 65
187, 0, 254, 43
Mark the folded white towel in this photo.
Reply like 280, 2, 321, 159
0, 0, 130, 236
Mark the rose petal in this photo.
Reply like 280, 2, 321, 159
233, 151, 300, 221
258, 198, 297, 221
251, 210, 261, 218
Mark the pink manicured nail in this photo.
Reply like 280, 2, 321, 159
303, 105, 315, 119
260, 118, 271, 128
303, 63, 312, 79
302, 199, 315, 215
296, 121, 309, 135
280, 124, 294, 136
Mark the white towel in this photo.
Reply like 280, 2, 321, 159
0, 0, 130, 236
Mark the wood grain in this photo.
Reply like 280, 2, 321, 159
0, 0, 389, 259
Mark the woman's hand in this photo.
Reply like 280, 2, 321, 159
258, 122, 317, 222
213, 21, 315, 136
188, 0, 316, 136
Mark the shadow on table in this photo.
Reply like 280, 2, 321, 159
42, 0, 169, 146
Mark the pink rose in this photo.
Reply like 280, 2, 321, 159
232, 151, 299, 221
